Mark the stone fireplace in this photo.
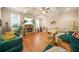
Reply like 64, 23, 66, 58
27, 28, 32, 32
23, 24, 34, 35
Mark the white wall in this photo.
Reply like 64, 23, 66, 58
2, 7, 78, 31
78, 8, 79, 31
1, 7, 24, 26
38, 9, 78, 31
56, 13, 77, 31
0, 8, 1, 18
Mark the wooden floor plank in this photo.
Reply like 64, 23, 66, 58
23, 32, 49, 52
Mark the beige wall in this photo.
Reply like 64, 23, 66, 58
1, 7, 24, 26
78, 8, 79, 31
0, 8, 1, 18
55, 13, 77, 31
1, 7, 79, 31
38, 10, 78, 31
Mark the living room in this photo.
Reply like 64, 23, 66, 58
0, 7, 79, 52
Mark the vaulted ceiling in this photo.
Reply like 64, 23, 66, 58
8, 7, 78, 20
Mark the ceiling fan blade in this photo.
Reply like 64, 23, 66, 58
42, 7, 45, 10
46, 8, 50, 10
51, 21, 56, 24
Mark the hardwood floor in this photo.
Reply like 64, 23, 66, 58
23, 32, 49, 52
22, 32, 71, 52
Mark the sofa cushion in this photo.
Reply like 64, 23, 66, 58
0, 36, 22, 52
5, 44, 23, 52
59, 34, 70, 42
69, 36, 79, 52
59, 31, 79, 52
58, 31, 73, 42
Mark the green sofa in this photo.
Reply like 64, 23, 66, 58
59, 31, 79, 52
0, 36, 23, 52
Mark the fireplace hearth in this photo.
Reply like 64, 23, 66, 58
23, 24, 34, 35
27, 28, 32, 32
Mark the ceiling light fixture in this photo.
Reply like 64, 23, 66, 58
42, 7, 50, 14
66, 8, 70, 11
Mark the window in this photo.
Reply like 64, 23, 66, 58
24, 17, 33, 24
10, 14, 20, 28
35, 19, 40, 28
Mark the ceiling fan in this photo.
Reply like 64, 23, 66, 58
51, 21, 56, 24
42, 7, 50, 14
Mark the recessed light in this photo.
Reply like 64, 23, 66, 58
66, 8, 70, 11
42, 11, 46, 14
